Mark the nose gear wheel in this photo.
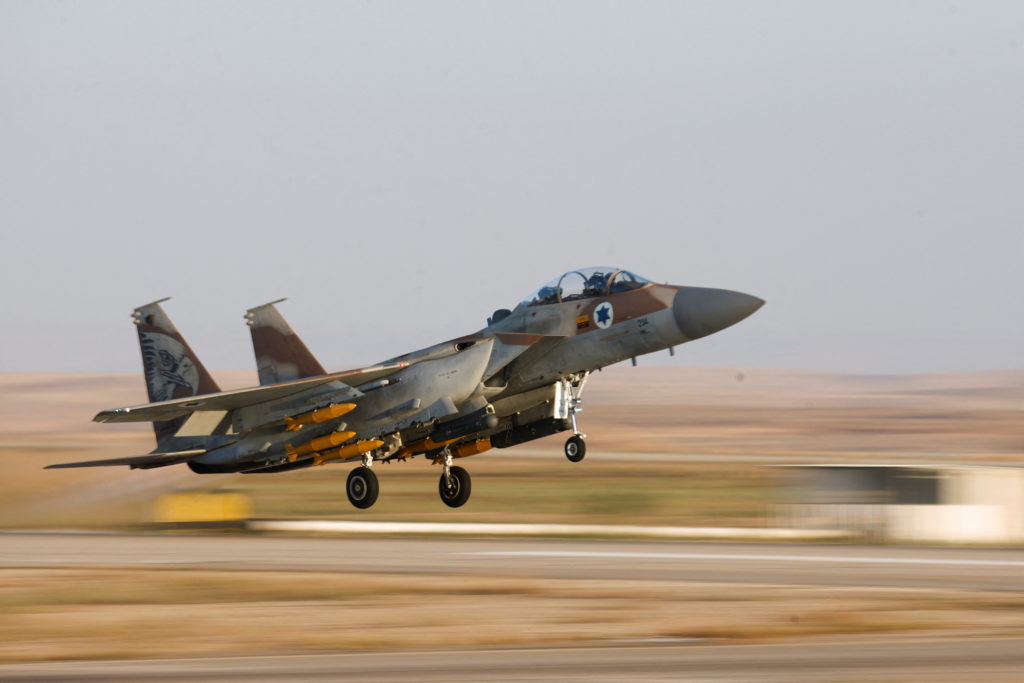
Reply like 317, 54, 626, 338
564, 435, 586, 462
561, 372, 590, 462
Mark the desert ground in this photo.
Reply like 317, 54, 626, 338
4, 364, 1021, 455
1, 365, 1020, 527
0, 365, 1021, 671
2, 533, 1023, 671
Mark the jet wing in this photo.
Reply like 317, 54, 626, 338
492, 333, 565, 380
449, 332, 565, 382
94, 362, 408, 424
45, 449, 207, 470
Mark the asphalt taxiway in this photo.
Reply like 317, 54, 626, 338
2, 531, 1022, 591
3, 532, 1023, 681
0, 636, 1022, 681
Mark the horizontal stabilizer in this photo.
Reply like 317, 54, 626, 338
45, 449, 207, 470
94, 361, 408, 424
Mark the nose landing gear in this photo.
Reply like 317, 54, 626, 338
564, 434, 586, 462
560, 372, 589, 462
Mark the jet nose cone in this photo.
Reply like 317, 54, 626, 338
672, 287, 764, 340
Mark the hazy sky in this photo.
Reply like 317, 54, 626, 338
3, 1, 1022, 375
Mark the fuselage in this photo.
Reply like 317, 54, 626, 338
63, 266, 762, 510
178, 268, 763, 471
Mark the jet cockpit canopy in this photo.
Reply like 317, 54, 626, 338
522, 267, 652, 306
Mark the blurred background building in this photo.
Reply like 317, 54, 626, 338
781, 465, 1024, 543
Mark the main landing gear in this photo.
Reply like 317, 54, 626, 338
346, 453, 379, 509
343, 366, 594, 508
562, 371, 589, 463
346, 466, 378, 509
345, 449, 473, 509
438, 449, 471, 508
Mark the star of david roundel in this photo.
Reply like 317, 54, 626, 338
593, 301, 614, 329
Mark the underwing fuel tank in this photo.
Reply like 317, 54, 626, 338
491, 418, 570, 449
430, 407, 498, 443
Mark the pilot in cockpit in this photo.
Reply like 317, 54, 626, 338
534, 285, 560, 305
583, 272, 609, 297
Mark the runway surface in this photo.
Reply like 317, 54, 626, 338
3, 532, 1023, 681
1, 636, 1022, 681
2, 531, 1023, 591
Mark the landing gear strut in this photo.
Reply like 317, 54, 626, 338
346, 466, 379, 509
438, 449, 471, 507
561, 372, 589, 462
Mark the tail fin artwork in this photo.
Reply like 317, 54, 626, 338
244, 299, 326, 385
133, 299, 221, 444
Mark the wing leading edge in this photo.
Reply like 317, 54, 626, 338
93, 362, 408, 424
44, 449, 207, 470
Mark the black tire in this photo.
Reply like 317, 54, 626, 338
346, 467, 379, 509
439, 465, 471, 508
564, 435, 586, 462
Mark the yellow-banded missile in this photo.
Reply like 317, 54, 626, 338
452, 438, 492, 458
286, 431, 356, 460
394, 436, 459, 460
284, 403, 357, 431
430, 438, 492, 464
313, 439, 385, 466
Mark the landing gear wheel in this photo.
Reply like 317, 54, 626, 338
347, 467, 379, 509
564, 435, 586, 462
439, 465, 471, 508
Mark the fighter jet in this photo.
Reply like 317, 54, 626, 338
49, 267, 763, 509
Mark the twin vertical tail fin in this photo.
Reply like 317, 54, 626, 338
133, 299, 221, 444
245, 299, 326, 385
131, 298, 322, 445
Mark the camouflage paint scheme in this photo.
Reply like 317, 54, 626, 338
50, 267, 763, 509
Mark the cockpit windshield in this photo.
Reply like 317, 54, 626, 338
521, 267, 652, 306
